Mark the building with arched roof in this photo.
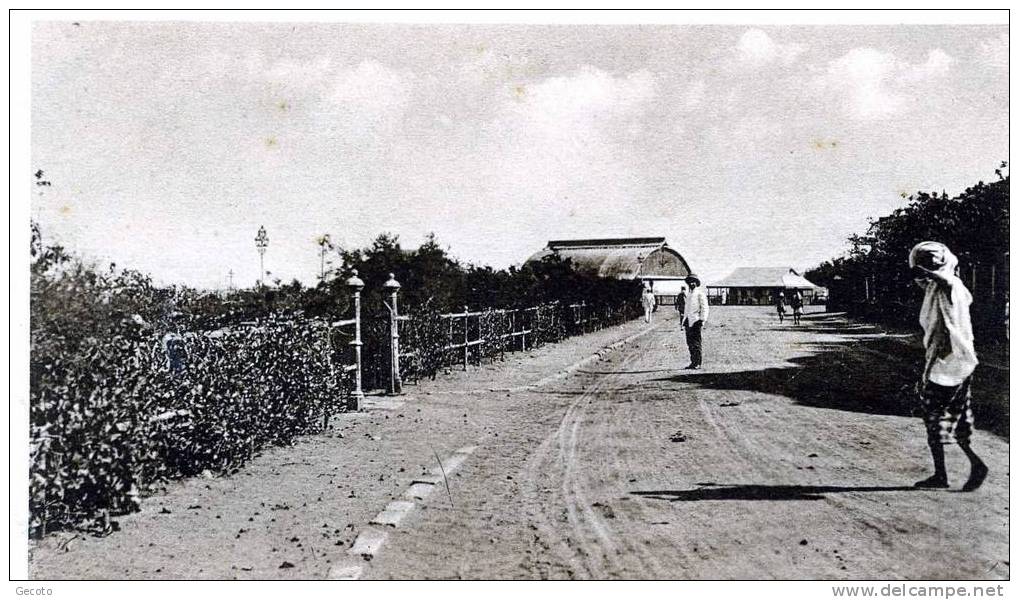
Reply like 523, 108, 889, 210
525, 237, 692, 302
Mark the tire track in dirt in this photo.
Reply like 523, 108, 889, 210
521, 313, 710, 579
581, 323, 690, 578
520, 331, 658, 578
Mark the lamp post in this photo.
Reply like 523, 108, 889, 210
346, 269, 365, 410
383, 273, 403, 395
254, 226, 269, 288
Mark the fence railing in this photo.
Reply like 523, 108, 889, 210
348, 280, 639, 397
243, 272, 641, 408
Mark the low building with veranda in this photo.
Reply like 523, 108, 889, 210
707, 267, 824, 306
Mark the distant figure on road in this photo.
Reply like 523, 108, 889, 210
641, 286, 656, 324
790, 290, 803, 325
909, 241, 986, 491
675, 286, 687, 315
775, 291, 786, 323
683, 274, 709, 369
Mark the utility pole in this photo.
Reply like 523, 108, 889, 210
255, 226, 269, 288
318, 234, 333, 282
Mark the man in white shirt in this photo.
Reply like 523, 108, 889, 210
683, 274, 709, 369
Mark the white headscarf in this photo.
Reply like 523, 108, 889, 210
908, 241, 978, 386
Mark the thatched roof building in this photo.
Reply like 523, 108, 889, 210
526, 237, 691, 283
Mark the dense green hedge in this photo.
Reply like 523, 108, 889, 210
30, 316, 344, 537
30, 227, 346, 537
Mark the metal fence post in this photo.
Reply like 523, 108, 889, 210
447, 316, 453, 370
347, 270, 365, 411
384, 273, 402, 396
522, 308, 529, 351
463, 305, 470, 371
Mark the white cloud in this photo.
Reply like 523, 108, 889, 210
977, 33, 1008, 71
330, 60, 412, 125
820, 47, 954, 120
908, 49, 955, 80
514, 66, 656, 127
735, 29, 805, 66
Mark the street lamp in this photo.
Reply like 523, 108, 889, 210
383, 273, 403, 395
255, 226, 269, 288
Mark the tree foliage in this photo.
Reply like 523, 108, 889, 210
807, 164, 1009, 335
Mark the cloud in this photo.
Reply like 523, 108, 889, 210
735, 29, 805, 66
820, 47, 954, 120
977, 32, 1008, 71
512, 66, 656, 128
909, 49, 955, 80
329, 60, 413, 126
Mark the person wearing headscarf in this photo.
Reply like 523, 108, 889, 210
908, 241, 986, 491
683, 274, 709, 369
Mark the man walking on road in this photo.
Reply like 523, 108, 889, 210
683, 274, 709, 369
790, 290, 804, 325
909, 241, 987, 491
641, 285, 656, 324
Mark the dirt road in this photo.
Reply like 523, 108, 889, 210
368, 307, 1009, 580
30, 307, 1008, 580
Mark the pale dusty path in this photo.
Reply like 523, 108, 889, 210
366, 307, 1009, 580
29, 307, 1008, 580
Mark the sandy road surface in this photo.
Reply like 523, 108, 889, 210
30, 307, 1008, 580
367, 307, 1009, 580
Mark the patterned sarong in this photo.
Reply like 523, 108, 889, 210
919, 377, 974, 445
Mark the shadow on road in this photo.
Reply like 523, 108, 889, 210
576, 369, 675, 375
652, 313, 1009, 439
631, 482, 924, 502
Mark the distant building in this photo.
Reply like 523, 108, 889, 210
525, 237, 692, 303
707, 267, 824, 306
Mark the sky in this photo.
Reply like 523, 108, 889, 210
31, 22, 1009, 289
